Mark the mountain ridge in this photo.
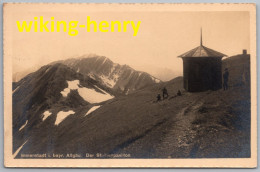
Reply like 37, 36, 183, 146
51, 55, 161, 95
12, 52, 251, 158
12, 63, 115, 153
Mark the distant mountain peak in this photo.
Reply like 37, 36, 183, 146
54, 55, 161, 94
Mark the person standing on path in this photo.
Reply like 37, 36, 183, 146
162, 87, 169, 99
223, 68, 229, 90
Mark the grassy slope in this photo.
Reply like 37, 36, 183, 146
18, 76, 250, 158
117, 84, 250, 158
16, 54, 251, 158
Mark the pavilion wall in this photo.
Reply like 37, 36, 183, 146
182, 57, 222, 92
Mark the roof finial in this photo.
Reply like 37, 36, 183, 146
200, 27, 203, 46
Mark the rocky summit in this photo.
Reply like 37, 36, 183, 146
55, 55, 161, 95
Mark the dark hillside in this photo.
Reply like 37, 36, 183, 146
14, 75, 250, 158
222, 53, 250, 87
12, 63, 114, 154
13, 53, 251, 158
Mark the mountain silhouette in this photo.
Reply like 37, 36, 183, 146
54, 55, 161, 94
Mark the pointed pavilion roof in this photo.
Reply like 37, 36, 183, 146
178, 45, 226, 58
178, 29, 226, 58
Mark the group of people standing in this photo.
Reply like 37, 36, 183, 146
157, 87, 168, 101
155, 68, 229, 102
156, 87, 181, 102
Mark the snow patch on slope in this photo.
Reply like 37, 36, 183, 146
19, 120, 28, 131
13, 86, 20, 94
42, 111, 52, 121
110, 65, 116, 74
78, 87, 114, 104
152, 77, 161, 83
101, 57, 107, 65
55, 110, 75, 125
61, 88, 70, 97
113, 73, 120, 81
125, 89, 130, 95
60, 80, 80, 97
85, 105, 101, 116
67, 80, 80, 89
88, 73, 96, 79
100, 75, 116, 88
45, 68, 50, 73
60, 80, 114, 103
13, 140, 28, 158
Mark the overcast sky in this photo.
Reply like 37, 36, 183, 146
5, 4, 250, 81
